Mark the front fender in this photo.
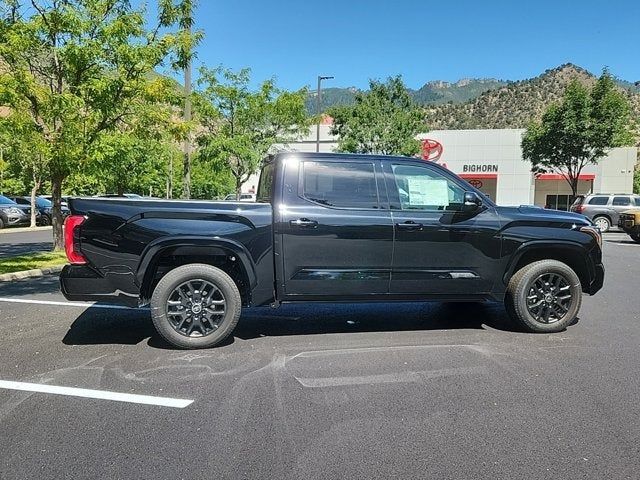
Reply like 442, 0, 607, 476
502, 240, 593, 286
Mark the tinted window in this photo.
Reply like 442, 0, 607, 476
588, 196, 609, 205
13, 197, 29, 205
570, 196, 585, 207
301, 161, 379, 209
257, 161, 275, 203
612, 196, 631, 206
391, 164, 465, 211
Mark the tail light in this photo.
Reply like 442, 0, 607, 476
64, 215, 87, 264
575, 205, 585, 214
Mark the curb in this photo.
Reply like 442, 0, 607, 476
0, 265, 64, 282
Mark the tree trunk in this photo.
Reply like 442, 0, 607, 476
117, 184, 124, 196
51, 175, 65, 251
29, 178, 40, 228
236, 177, 242, 201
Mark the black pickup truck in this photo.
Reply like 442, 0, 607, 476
61, 152, 604, 348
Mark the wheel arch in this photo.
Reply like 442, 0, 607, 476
503, 241, 593, 292
137, 236, 257, 305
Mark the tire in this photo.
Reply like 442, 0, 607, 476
593, 216, 610, 233
505, 260, 582, 333
150, 263, 242, 349
631, 233, 640, 244
40, 215, 51, 226
0, 217, 4, 229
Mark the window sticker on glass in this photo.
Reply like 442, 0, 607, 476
406, 177, 450, 207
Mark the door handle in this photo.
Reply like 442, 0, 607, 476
290, 218, 318, 228
396, 221, 424, 231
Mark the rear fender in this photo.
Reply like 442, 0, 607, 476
137, 235, 258, 291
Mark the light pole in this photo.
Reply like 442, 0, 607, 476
316, 75, 333, 152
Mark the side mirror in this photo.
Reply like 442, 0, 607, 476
462, 191, 483, 212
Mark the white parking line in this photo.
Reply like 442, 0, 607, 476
0, 297, 143, 310
0, 380, 193, 408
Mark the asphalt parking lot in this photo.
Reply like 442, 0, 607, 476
0, 232, 638, 479
0, 227, 53, 257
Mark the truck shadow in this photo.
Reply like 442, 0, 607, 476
62, 301, 546, 349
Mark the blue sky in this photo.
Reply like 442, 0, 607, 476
149, 0, 640, 90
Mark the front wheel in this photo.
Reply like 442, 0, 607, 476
150, 264, 242, 349
505, 260, 582, 333
631, 233, 640, 244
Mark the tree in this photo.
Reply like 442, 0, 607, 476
0, 112, 49, 226
634, 164, 640, 195
522, 70, 634, 198
0, 0, 179, 249
158, 0, 203, 199
196, 67, 310, 198
329, 76, 425, 156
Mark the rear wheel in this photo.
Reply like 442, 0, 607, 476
150, 264, 242, 349
0, 217, 4, 229
593, 216, 610, 232
505, 260, 582, 333
39, 215, 51, 226
631, 233, 640, 244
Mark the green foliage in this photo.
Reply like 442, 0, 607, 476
196, 66, 310, 194
522, 70, 634, 196
634, 166, 640, 195
190, 155, 235, 199
0, 0, 182, 247
329, 76, 424, 156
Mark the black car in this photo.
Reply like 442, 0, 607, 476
0, 194, 33, 228
60, 153, 604, 349
8, 195, 70, 226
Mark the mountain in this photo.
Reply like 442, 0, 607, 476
424, 63, 640, 130
412, 78, 508, 105
306, 64, 640, 132
305, 78, 508, 114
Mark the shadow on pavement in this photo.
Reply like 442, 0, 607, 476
0, 275, 61, 296
0, 242, 53, 258
62, 301, 522, 349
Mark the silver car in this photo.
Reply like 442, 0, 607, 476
570, 193, 640, 232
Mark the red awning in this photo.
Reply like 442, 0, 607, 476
458, 173, 497, 180
536, 174, 595, 181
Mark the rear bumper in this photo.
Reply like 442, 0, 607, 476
59, 264, 140, 307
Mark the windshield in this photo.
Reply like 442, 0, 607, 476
0, 195, 16, 205
36, 197, 53, 207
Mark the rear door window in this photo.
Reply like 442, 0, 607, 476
612, 196, 631, 206
588, 196, 609, 205
301, 161, 380, 209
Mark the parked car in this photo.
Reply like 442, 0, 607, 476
618, 208, 640, 243
60, 152, 604, 349
7, 196, 69, 226
224, 193, 256, 202
570, 193, 640, 232
41, 195, 71, 208
0, 195, 32, 229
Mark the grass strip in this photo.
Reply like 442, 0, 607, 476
0, 251, 67, 275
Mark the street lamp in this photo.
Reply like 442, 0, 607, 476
316, 75, 333, 152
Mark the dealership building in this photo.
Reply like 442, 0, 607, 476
247, 124, 637, 210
